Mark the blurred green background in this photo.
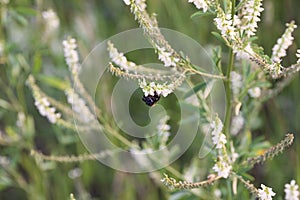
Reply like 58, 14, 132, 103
0, 0, 299, 199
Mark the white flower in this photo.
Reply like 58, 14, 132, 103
212, 157, 232, 178
34, 97, 61, 124
188, 0, 209, 12
231, 114, 244, 136
107, 41, 135, 70
248, 87, 261, 98
157, 46, 179, 67
258, 184, 276, 200
239, 0, 264, 38
284, 180, 299, 200
157, 115, 171, 148
296, 49, 300, 64
65, 88, 96, 123
139, 79, 174, 98
271, 22, 297, 63
62, 37, 80, 74
211, 116, 226, 148
42, 9, 59, 31
230, 71, 243, 95
214, 11, 237, 40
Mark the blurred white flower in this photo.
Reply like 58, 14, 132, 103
258, 184, 276, 200
231, 114, 244, 136
157, 115, 171, 148
248, 87, 261, 98
63, 37, 81, 74
42, 9, 60, 38
65, 88, 96, 123
230, 71, 243, 95
284, 180, 299, 200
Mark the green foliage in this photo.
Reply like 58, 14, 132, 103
0, 0, 299, 200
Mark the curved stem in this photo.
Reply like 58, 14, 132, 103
224, 48, 234, 139
187, 68, 226, 79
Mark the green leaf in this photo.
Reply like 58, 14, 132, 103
14, 7, 37, 16
250, 81, 272, 88
10, 10, 28, 26
191, 11, 214, 19
183, 82, 207, 98
211, 31, 226, 43
32, 52, 42, 75
37, 75, 69, 90
0, 99, 12, 110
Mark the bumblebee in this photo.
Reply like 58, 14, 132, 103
142, 91, 160, 106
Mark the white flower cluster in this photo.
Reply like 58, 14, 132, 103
230, 71, 243, 95
239, 0, 264, 38
42, 9, 59, 34
35, 97, 61, 124
272, 22, 297, 63
62, 37, 80, 74
211, 116, 226, 149
214, 9, 237, 40
258, 184, 276, 200
248, 87, 261, 98
65, 88, 95, 123
157, 46, 179, 67
230, 114, 244, 136
139, 79, 174, 97
210, 116, 233, 178
212, 157, 232, 178
188, 0, 208, 12
157, 115, 171, 148
107, 41, 136, 70
284, 180, 299, 200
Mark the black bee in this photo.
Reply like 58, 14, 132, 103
142, 91, 160, 106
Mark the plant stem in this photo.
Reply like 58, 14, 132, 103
225, 1, 236, 199
223, 0, 236, 140
224, 48, 234, 139
227, 179, 233, 200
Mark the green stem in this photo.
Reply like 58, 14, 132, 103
227, 179, 233, 200
223, 0, 236, 140
224, 48, 234, 139
225, 1, 236, 199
